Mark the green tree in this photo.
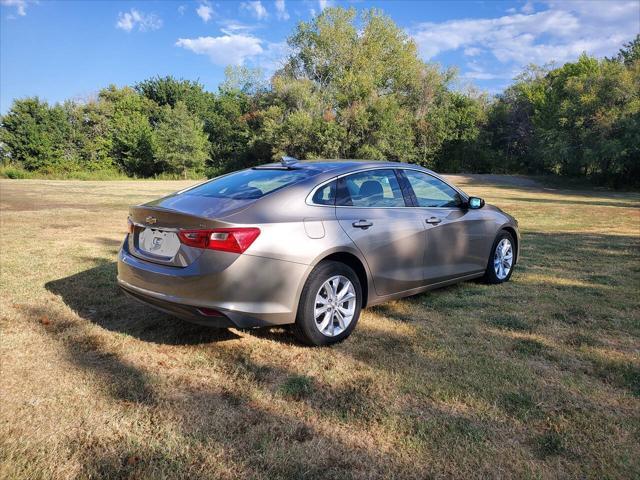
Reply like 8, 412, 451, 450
436, 90, 489, 173
154, 101, 210, 177
63, 100, 115, 173
612, 34, 640, 66
486, 52, 640, 185
268, 7, 428, 161
134, 76, 212, 112
220, 66, 267, 95
0, 97, 73, 172
99, 85, 157, 176
536, 54, 639, 182
485, 65, 549, 173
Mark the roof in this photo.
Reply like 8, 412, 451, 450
256, 159, 434, 176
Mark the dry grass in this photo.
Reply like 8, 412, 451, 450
1, 177, 639, 479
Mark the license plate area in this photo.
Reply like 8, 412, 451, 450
138, 228, 181, 258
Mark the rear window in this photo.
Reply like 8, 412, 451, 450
185, 168, 316, 200
311, 180, 336, 205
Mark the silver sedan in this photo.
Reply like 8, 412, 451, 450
117, 159, 519, 345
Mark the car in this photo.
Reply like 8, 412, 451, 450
117, 158, 520, 346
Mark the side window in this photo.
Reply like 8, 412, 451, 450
311, 180, 336, 205
403, 170, 462, 208
337, 169, 406, 207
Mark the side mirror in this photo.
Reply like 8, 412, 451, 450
468, 197, 485, 209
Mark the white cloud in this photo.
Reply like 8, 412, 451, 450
275, 0, 289, 20
178, 5, 186, 16
219, 20, 256, 35
116, 9, 162, 32
463, 47, 482, 56
318, 0, 333, 10
546, 0, 638, 22
462, 61, 518, 81
463, 71, 503, 80
176, 32, 289, 73
0, 0, 31, 16
521, 1, 535, 14
196, 1, 213, 23
411, 0, 639, 70
241, 1, 268, 20
176, 34, 264, 66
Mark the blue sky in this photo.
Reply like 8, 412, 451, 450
1, 0, 638, 112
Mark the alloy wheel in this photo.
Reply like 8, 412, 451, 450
314, 275, 356, 336
493, 238, 514, 280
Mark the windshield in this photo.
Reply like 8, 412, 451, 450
185, 168, 316, 200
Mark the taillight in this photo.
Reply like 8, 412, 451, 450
127, 217, 134, 234
178, 230, 210, 249
178, 228, 260, 254
197, 307, 226, 317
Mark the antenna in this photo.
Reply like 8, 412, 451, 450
281, 156, 298, 167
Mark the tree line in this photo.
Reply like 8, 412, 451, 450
1, 8, 638, 186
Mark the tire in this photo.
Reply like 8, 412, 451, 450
292, 261, 362, 346
483, 230, 516, 284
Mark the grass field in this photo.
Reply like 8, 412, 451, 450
1, 176, 639, 479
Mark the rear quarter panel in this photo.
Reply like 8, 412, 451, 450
222, 181, 377, 309
222, 182, 349, 266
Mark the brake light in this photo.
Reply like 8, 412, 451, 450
197, 307, 226, 317
178, 230, 210, 249
178, 228, 260, 254
127, 217, 134, 234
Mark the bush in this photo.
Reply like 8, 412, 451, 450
0, 165, 32, 179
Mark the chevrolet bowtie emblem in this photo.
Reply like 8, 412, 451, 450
146, 216, 157, 225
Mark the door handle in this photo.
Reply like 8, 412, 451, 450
426, 217, 442, 225
352, 220, 373, 229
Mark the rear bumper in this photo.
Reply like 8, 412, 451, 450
119, 282, 236, 327
117, 236, 311, 328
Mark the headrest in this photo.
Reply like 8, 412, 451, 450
359, 180, 383, 198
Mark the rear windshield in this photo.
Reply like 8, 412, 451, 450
185, 168, 316, 200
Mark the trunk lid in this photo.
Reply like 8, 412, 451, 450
127, 194, 255, 267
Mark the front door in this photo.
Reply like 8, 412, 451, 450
400, 169, 489, 283
335, 169, 426, 296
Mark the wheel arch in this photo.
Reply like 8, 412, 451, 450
500, 225, 519, 264
316, 251, 370, 308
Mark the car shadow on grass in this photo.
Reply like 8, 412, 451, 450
24, 299, 425, 479
25, 302, 158, 405
505, 196, 639, 208
45, 261, 243, 345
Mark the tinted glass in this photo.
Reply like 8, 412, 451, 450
403, 170, 461, 208
312, 180, 336, 205
186, 168, 315, 200
337, 169, 406, 207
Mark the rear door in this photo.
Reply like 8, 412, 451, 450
399, 169, 489, 283
335, 169, 426, 296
